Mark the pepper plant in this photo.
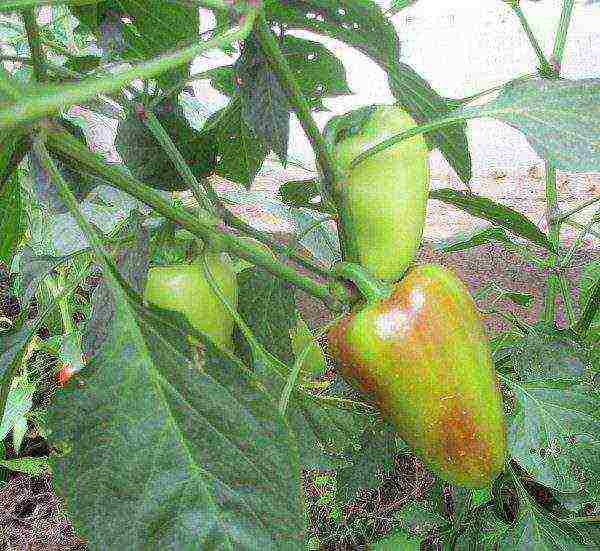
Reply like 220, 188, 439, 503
0, 1, 599, 549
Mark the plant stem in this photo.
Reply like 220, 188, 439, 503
557, 194, 600, 223
0, 9, 258, 130
198, 178, 333, 279
458, 73, 536, 105
560, 210, 598, 269
543, 165, 560, 323
1, 0, 231, 13
509, 3, 554, 76
351, 114, 469, 169
142, 110, 216, 215
558, 272, 576, 326
0, 55, 31, 63
44, 273, 74, 335
552, 0, 576, 65
542, 0, 577, 325
563, 219, 600, 242
21, 8, 47, 82
253, 13, 339, 196
46, 130, 346, 308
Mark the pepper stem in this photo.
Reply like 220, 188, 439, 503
334, 262, 393, 304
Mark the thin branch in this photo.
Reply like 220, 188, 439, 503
21, 8, 47, 82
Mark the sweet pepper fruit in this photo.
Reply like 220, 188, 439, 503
329, 105, 430, 282
328, 264, 506, 488
144, 253, 238, 349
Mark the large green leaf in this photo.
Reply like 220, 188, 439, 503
29, 120, 98, 212
429, 188, 554, 251
111, 0, 198, 88
510, 328, 592, 383
461, 78, 600, 172
501, 485, 592, 550
48, 262, 306, 549
388, 62, 472, 182
504, 375, 600, 492
433, 226, 514, 254
0, 173, 23, 266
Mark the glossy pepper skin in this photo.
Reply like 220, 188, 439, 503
328, 264, 506, 488
332, 105, 430, 282
144, 253, 238, 350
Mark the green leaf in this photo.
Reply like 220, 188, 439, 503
370, 529, 421, 550
453, 505, 509, 551
434, 226, 514, 253
265, 0, 471, 183
234, 267, 297, 365
292, 208, 341, 267
64, 54, 102, 74
429, 188, 554, 251
201, 99, 268, 187
577, 261, 600, 337
12, 414, 28, 454
235, 35, 290, 162
115, 98, 216, 192
48, 271, 306, 548
387, 0, 420, 16
0, 173, 24, 266
266, 0, 400, 75
278, 178, 322, 210
0, 456, 50, 476
501, 486, 591, 550
29, 119, 98, 214
290, 314, 327, 377
16, 248, 75, 306
114, 0, 199, 89
0, 375, 34, 441
211, 35, 350, 113
388, 62, 472, 183
504, 376, 600, 492
396, 501, 449, 539
511, 328, 592, 383
461, 78, 600, 173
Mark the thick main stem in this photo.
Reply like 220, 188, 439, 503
543, 0, 577, 324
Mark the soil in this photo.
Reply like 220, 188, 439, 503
0, 239, 596, 550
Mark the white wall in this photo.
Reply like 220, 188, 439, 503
259, 0, 600, 177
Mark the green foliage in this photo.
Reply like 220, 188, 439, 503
1, 1, 599, 549
116, 99, 216, 191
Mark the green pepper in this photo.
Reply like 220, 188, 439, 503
328, 264, 506, 488
144, 252, 237, 349
329, 105, 430, 282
